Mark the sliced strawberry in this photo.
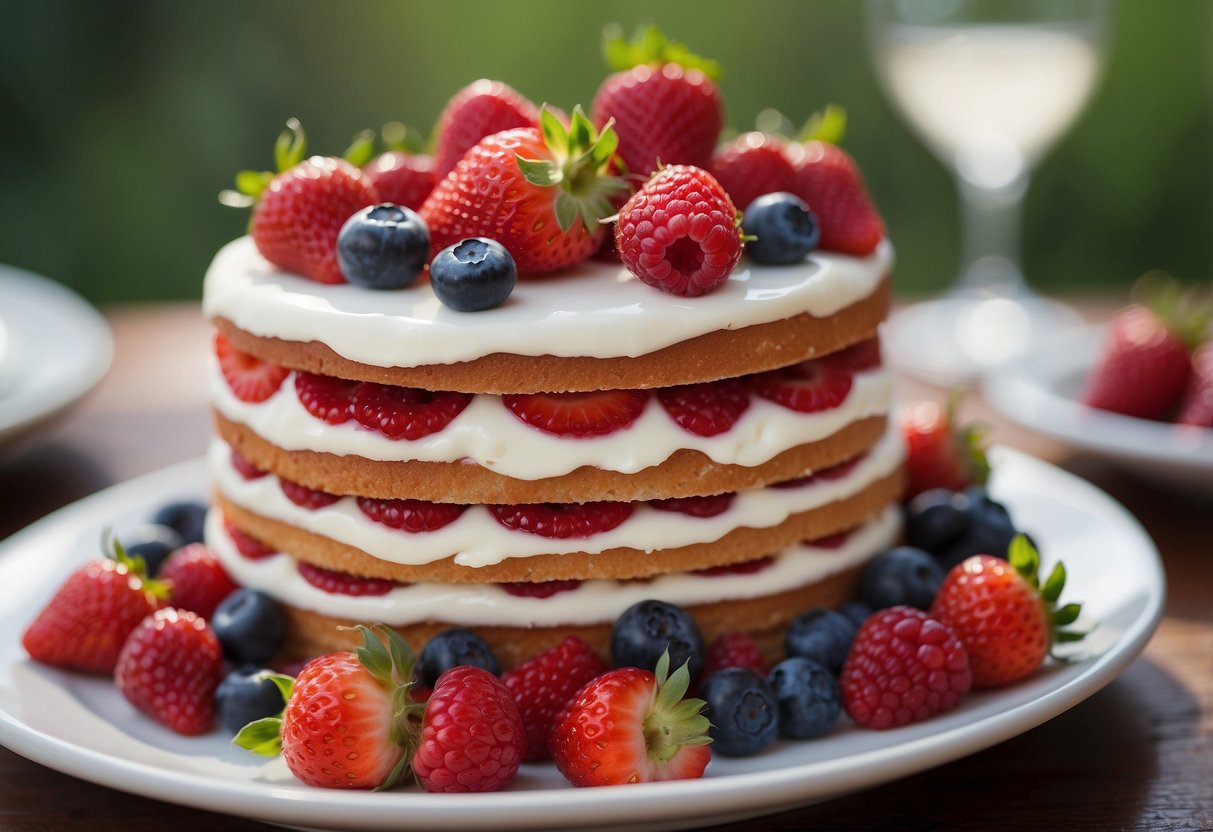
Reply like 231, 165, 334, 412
351, 382, 471, 441
229, 449, 267, 480
297, 562, 401, 596
215, 333, 289, 404
295, 372, 357, 425
503, 389, 648, 437
222, 517, 277, 560
502, 636, 609, 761
753, 357, 853, 413
500, 580, 583, 599
356, 498, 466, 533
649, 493, 735, 517
489, 502, 634, 538
279, 479, 341, 510
656, 378, 750, 436
693, 557, 775, 577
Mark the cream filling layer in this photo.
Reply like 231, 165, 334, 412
202, 236, 892, 368
210, 361, 892, 480
210, 426, 904, 567
206, 506, 900, 628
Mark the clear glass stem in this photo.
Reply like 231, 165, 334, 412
952, 171, 1031, 299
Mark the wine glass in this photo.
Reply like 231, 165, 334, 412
866, 0, 1111, 385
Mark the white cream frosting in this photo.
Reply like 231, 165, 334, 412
209, 426, 904, 567
205, 505, 900, 628
210, 360, 892, 480
202, 236, 892, 368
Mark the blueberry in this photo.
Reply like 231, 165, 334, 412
698, 667, 779, 756
215, 666, 286, 734
785, 608, 856, 675
860, 546, 944, 610
429, 237, 517, 312
212, 589, 286, 665
767, 657, 841, 739
936, 487, 1020, 569
337, 203, 430, 290
905, 488, 969, 552
152, 500, 209, 545
119, 523, 182, 576
418, 627, 500, 687
742, 192, 820, 265
837, 599, 872, 630
610, 599, 704, 678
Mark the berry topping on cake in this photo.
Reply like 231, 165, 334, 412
294, 372, 357, 425
698, 667, 778, 757
229, 448, 268, 480
364, 125, 436, 209
356, 497, 466, 533
615, 165, 743, 297
649, 492, 736, 518
421, 108, 626, 276
840, 606, 972, 729
489, 501, 634, 538
114, 607, 224, 735
350, 382, 472, 440
501, 635, 609, 761
212, 588, 287, 665
828, 336, 884, 372
336, 203, 430, 290
434, 79, 542, 179
551, 651, 711, 786
789, 139, 884, 256
692, 556, 775, 577
297, 562, 399, 597
754, 355, 853, 413
656, 377, 750, 436
429, 237, 518, 312
418, 627, 501, 686
710, 132, 797, 212
278, 479, 341, 510
226, 119, 380, 284
592, 24, 724, 177
503, 388, 648, 437
611, 599, 705, 678
215, 333, 289, 404
500, 579, 583, 598
159, 542, 238, 620
742, 191, 820, 265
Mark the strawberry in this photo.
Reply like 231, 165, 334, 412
278, 478, 341, 509
840, 606, 971, 730
159, 542, 238, 620
222, 517, 277, 560
420, 108, 625, 276
351, 382, 472, 441
550, 652, 711, 786
900, 395, 990, 500
501, 636, 609, 761
229, 448, 267, 480
615, 165, 743, 297
753, 355, 854, 413
500, 580, 583, 598
114, 607, 224, 735
710, 132, 797, 212
592, 24, 723, 177
356, 497, 466, 532
502, 388, 649, 437
698, 631, 769, 682
365, 150, 436, 210
930, 535, 1084, 689
23, 541, 168, 674
433, 79, 541, 179
649, 492, 736, 518
656, 378, 751, 437
297, 562, 402, 597
489, 501, 634, 538
789, 140, 884, 256
215, 333, 289, 404
1177, 342, 1213, 426
225, 119, 380, 284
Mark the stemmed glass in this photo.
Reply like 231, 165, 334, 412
866, 0, 1110, 385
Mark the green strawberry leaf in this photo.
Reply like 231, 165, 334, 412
554, 192, 579, 233
1041, 561, 1067, 604
1052, 602, 1082, 627
799, 104, 848, 145
1007, 534, 1040, 586
233, 716, 283, 756
602, 23, 722, 78
540, 107, 569, 157
344, 129, 376, 168
235, 169, 274, 199
274, 118, 307, 173
517, 156, 563, 187
352, 624, 395, 688
381, 121, 427, 155
568, 107, 595, 156
1055, 630, 1087, 643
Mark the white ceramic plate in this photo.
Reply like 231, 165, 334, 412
0, 449, 1163, 831
983, 325, 1213, 488
0, 264, 113, 451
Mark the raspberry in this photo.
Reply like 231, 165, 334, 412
500, 580, 582, 599
351, 382, 471, 441
501, 636, 609, 760
297, 562, 401, 596
754, 357, 853, 413
279, 479, 341, 510
222, 517, 277, 560
215, 334, 289, 404
356, 498, 466, 532
295, 372, 357, 424
489, 501, 634, 538
159, 543, 239, 619
615, 165, 743, 297
649, 492, 735, 517
812, 530, 852, 549
770, 453, 865, 490
502, 389, 648, 437
698, 631, 769, 681
827, 338, 883, 373
840, 606, 972, 729
656, 378, 750, 437
229, 449, 267, 480
693, 557, 774, 577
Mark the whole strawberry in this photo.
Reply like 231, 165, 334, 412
615, 165, 743, 297
433, 79, 541, 179
900, 395, 990, 500
159, 543, 238, 620
225, 119, 380, 284
709, 132, 796, 212
930, 535, 1084, 689
365, 152, 436, 211
501, 636, 609, 761
420, 107, 625, 276
23, 541, 168, 674
789, 140, 884, 256
413, 665, 526, 792
551, 652, 711, 787
1177, 342, 1213, 426
592, 24, 724, 178
114, 607, 224, 735
840, 606, 971, 729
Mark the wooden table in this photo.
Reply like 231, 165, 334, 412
1, 302, 1209, 831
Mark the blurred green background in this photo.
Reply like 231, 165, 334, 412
1, 0, 1208, 304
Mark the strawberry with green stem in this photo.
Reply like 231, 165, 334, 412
900, 392, 990, 500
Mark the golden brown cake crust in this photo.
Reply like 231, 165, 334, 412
210, 277, 890, 394
215, 412, 889, 504
216, 467, 901, 583
278, 565, 863, 667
